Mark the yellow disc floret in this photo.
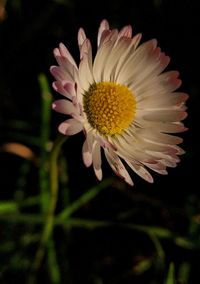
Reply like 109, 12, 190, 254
83, 82, 136, 135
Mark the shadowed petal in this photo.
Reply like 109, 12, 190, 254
126, 161, 154, 183
58, 119, 83, 136
92, 141, 102, 180
98, 19, 110, 47
52, 99, 79, 115
82, 138, 92, 167
105, 149, 134, 186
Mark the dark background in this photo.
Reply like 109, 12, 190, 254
0, 0, 199, 283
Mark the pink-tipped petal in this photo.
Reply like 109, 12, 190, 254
97, 19, 110, 47
52, 81, 73, 100
78, 28, 87, 48
52, 99, 79, 116
126, 161, 154, 183
63, 81, 76, 97
82, 139, 92, 167
58, 119, 83, 136
79, 38, 92, 61
79, 53, 94, 90
50, 65, 66, 81
59, 43, 77, 67
118, 25, 132, 39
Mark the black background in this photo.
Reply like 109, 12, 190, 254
0, 0, 199, 283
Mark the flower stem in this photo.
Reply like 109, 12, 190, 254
32, 135, 67, 272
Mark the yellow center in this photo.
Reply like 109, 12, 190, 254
83, 82, 136, 135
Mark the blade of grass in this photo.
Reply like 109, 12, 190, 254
122, 223, 173, 239
165, 263, 175, 284
32, 135, 67, 273
0, 212, 197, 250
38, 73, 52, 213
28, 75, 59, 284
47, 238, 61, 284
178, 262, 190, 284
0, 201, 18, 213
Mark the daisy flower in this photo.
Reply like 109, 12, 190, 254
50, 19, 188, 186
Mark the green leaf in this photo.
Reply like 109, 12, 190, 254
0, 201, 18, 213
38, 73, 52, 212
165, 263, 175, 284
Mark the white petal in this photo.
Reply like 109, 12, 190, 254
102, 37, 132, 82
82, 138, 92, 167
78, 28, 87, 49
79, 38, 93, 66
125, 129, 182, 155
110, 135, 157, 163
97, 19, 110, 47
126, 161, 154, 183
137, 109, 187, 122
131, 33, 142, 49
59, 43, 77, 67
143, 161, 168, 175
133, 119, 187, 133
137, 92, 188, 110
135, 129, 183, 145
58, 119, 83, 135
116, 39, 157, 83
113, 33, 142, 80
96, 136, 117, 151
93, 30, 118, 82
147, 150, 180, 165
134, 71, 181, 100
124, 48, 170, 88
118, 25, 132, 39
53, 49, 79, 83
92, 141, 102, 180
79, 53, 94, 90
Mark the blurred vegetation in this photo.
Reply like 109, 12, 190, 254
0, 0, 199, 283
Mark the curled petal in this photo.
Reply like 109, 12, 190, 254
52, 80, 75, 100
82, 137, 92, 167
98, 19, 110, 47
79, 53, 94, 90
59, 43, 77, 67
52, 99, 79, 116
78, 28, 87, 49
58, 119, 83, 136
118, 25, 132, 39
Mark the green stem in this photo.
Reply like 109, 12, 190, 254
148, 232, 165, 269
32, 135, 67, 272
38, 73, 52, 212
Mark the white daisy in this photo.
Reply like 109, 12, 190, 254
50, 19, 188, 186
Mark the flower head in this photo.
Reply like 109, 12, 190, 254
51, 19, 188, 186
